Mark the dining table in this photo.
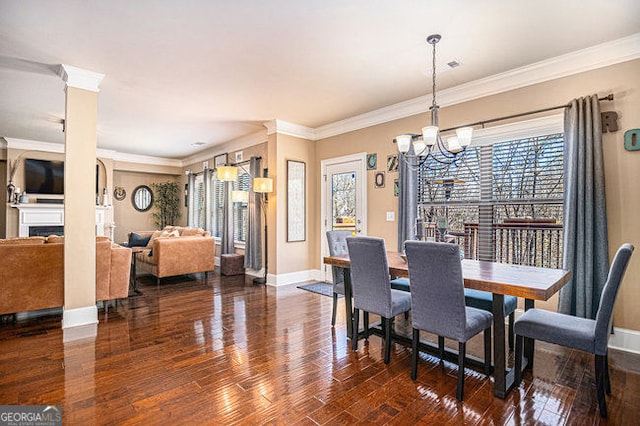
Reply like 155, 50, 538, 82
323, 251, 571, 399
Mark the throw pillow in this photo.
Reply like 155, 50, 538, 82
180, 227, 204, 237
128, 232, 152, 247
148, 230, 179, 256
146, 230, 164, 247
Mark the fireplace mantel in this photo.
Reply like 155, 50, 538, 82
12, 204, 114, 239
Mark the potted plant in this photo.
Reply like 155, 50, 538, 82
150, 181, 181, 229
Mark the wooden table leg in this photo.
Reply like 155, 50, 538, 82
492, 293, 507, 398
523, 298, 535, 370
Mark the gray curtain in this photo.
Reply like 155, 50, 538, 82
220, 180, 235, 254
397, 146, 418, 252
559, 95, 609, 319
203, 168, 212, 232
186, 172, 196, 227
244, 157, 262, 269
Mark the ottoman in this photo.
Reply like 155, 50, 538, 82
221, 253, 245, 276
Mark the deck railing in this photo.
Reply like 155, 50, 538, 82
458, 220, 563, 268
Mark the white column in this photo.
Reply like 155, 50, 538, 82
59, 65, 105, 330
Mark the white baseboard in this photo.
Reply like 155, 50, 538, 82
609, 327, 640, 355
62, 305, 98, 329
267, 269, 323, 286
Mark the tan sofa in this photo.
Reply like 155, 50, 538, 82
0, 236, 132, 315
131, 226, 215, 285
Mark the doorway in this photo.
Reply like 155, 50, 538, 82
320, 153, 367, 282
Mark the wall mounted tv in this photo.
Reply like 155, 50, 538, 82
25, 159, 64, 195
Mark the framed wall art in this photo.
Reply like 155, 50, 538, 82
374, 171, 385, 188
214, 153, 228, 168
366, 153, 377, 170
387, 154, 398, 172
287, 160, 306, 242
113, 186, 126, 201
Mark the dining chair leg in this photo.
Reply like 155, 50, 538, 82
483, 327, 492, 375
383, 317, 392, 364
331, 293, 338, 326
514, 334, 523, 386
438, 336, 445, 362
595, 354, 608, 417
352, 308, 360, 351
508, 312, 515, 350
523, 336, 535, 371
604, 353, 611, 395
363, 312, 369, 339
457, 342, 466, 401
411, 328, 420, 380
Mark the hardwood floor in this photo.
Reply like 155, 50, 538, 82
1, 273, 639, 425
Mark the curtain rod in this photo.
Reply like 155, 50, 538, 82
231, 156, 262, 166
439, 93, 614, 133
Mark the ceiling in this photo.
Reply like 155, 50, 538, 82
1, 1, 639, 159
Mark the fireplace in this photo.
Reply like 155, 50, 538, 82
12, 204, 114, 240
29, 226, 64, 237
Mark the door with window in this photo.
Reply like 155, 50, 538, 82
321, 153, 367, 281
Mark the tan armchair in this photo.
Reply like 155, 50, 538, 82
0, 236, 132, 316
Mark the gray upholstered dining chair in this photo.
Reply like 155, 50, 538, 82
326, 230, 352, 326
514, 243, 634, 418
465, 289, 517, 349
404, 241, 493, 401
346, 236, 412, 364
391, 279, 517, 349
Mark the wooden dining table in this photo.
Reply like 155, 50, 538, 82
323, 251, 571, 399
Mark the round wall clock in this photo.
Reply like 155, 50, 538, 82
113, 186, 126, 201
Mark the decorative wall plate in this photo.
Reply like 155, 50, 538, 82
113, 186, 126, 201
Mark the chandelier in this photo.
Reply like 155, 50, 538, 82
395, 34, 473, 168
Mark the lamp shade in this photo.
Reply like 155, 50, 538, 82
231, 190, 249, 203
217, 166, 238, 181
395, 135, 412, 153
456, 126, 473, 147
253, 177, 273, 193
421, 126, 438, 146
447, 136, 462, 153
413, 139, 427, 156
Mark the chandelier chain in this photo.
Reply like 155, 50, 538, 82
431, 39, 437, 109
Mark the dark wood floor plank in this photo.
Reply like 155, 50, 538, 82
0, 272, 638, 424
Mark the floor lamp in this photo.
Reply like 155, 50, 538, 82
253, 177, 273, 285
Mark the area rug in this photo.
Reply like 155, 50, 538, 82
297, 282, 341, 298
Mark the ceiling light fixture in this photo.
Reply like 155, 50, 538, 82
394, 34, 473, 169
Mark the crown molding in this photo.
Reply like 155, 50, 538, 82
111, 152, 182, 168
59, 64, 105, 92
313, 32, 640, 141
5, 137, 64, 153
4, 137, 179, 167
96, 148, 117, 159
264, 119, 315, 140
182, 129, 268, 167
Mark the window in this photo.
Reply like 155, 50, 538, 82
190, 174, 206, 229
233, 172, 250, 242
418, 133, 564, 268
187, 168, 252, 245
210, 175, 225, 238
